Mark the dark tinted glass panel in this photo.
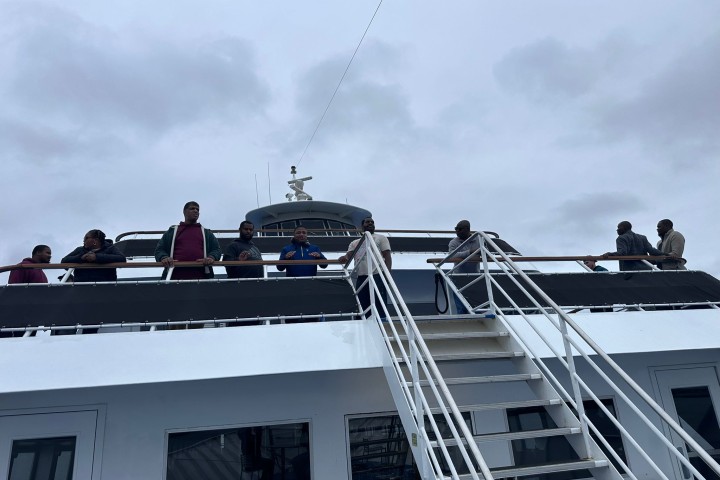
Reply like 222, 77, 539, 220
298, 220, 325, 236
347, 413, 472, 479
672, 386, 720, 480
507, 399, 627, 480
167, 423, 310, 480
280, 222, 298, 234
263, 223, 281, 237
327, 221, 348, 236
9, 436, 76, 480
348, 415, 418, 480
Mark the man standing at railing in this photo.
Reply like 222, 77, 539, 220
8, 245, 51, 284
338, 217, 392, 317
656, 219, 687, 270
155, 201, 221, 280
277, 226, 328, 277
448, 220, 480, 314
602, 221, 664, 271
223, 220, 264, 278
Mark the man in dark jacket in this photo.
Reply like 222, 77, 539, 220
155, 201, 221, 280
223, 221, 264, 278
277, 226, 328, 277
9, 245, 52, 284
603, 221, 664, 271
62, 230, 126, 282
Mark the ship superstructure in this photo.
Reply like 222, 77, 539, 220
2, 171, 720, 480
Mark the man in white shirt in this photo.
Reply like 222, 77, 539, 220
339, 217, 392, 317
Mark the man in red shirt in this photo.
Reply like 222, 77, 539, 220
9, 245, 51, 284
155, 202, 222, 280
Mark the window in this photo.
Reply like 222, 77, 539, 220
167, 422, 310, 480
507, 399, 626, 480
8, 436, 76, 480
347, 413, 472, 479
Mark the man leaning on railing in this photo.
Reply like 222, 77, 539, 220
338, 217, 392, 315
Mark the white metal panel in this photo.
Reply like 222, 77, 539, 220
0, 320, 386, 394
506, 309, 720, 358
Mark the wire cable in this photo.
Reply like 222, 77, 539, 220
296, 0, 383, 167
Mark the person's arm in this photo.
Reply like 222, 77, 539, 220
382, 249, 392, 270
155, 228, 174, 265
667, 232, 685, 257
448, 237, 474, 259
94, 245, 127, 264
338, 240, 358, 264
62, 247, 86, 264
643, 237, 665, 256
312, 246, 328, 268
277, 247, 288, 272
205, 230, 222, 261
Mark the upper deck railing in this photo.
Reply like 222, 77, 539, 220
430, 232, 720, 480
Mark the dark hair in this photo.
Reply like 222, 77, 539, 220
183, 201, 199, 211
294, 225, 307, 233
659, 218, 674, 228
619, 221, 632, 230
87, 229, 106, 243
239, 220, 254, 229
32, 244, 50, 255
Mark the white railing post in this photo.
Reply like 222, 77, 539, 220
480, 235, 495, 316
558, 313, 593, 457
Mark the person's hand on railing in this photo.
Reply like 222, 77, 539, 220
81, 252, 97, 262
200, 257, 215, 266
160, 256, 174, 267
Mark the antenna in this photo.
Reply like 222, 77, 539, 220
254, 174, 260, 208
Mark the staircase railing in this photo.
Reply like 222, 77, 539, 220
345, 232, 494, 480
433, 231, 720, 480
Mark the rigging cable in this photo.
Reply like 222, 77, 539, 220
296, 0, 383, 167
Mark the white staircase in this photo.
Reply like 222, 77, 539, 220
382, 313, 621, 480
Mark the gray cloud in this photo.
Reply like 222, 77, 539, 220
594, 33, 720, 166
3, 3, 269, 141
494, 37, 606, 102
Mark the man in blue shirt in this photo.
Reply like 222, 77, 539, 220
277, 226, 328, 277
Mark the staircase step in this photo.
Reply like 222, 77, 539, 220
395, 331, 509, 341
404, 314, 493, 322
430, 427, 581, 448
408, 373, 542, 387
450, 459, 610, 479
396, 351, 524, 362
429, 398, 562, 414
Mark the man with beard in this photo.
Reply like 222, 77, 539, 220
155, 201, 221, 280
656, 219, 687, 270
223, 220, 264, 278
9, 245, 52, 284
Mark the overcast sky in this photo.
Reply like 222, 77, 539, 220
1, 0, 719, 282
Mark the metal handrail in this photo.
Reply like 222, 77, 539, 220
436, 231, 720, 479
356, 232, 493, 480
114, 228, 501, 242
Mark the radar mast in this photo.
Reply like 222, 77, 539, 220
286, 166, 313, 202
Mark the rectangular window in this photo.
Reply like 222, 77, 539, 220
167, 422, 310, 480
9, 436, 76, 480
347, 412, 472, 479
299, 219, 326, 236
507, 399, 626, 480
